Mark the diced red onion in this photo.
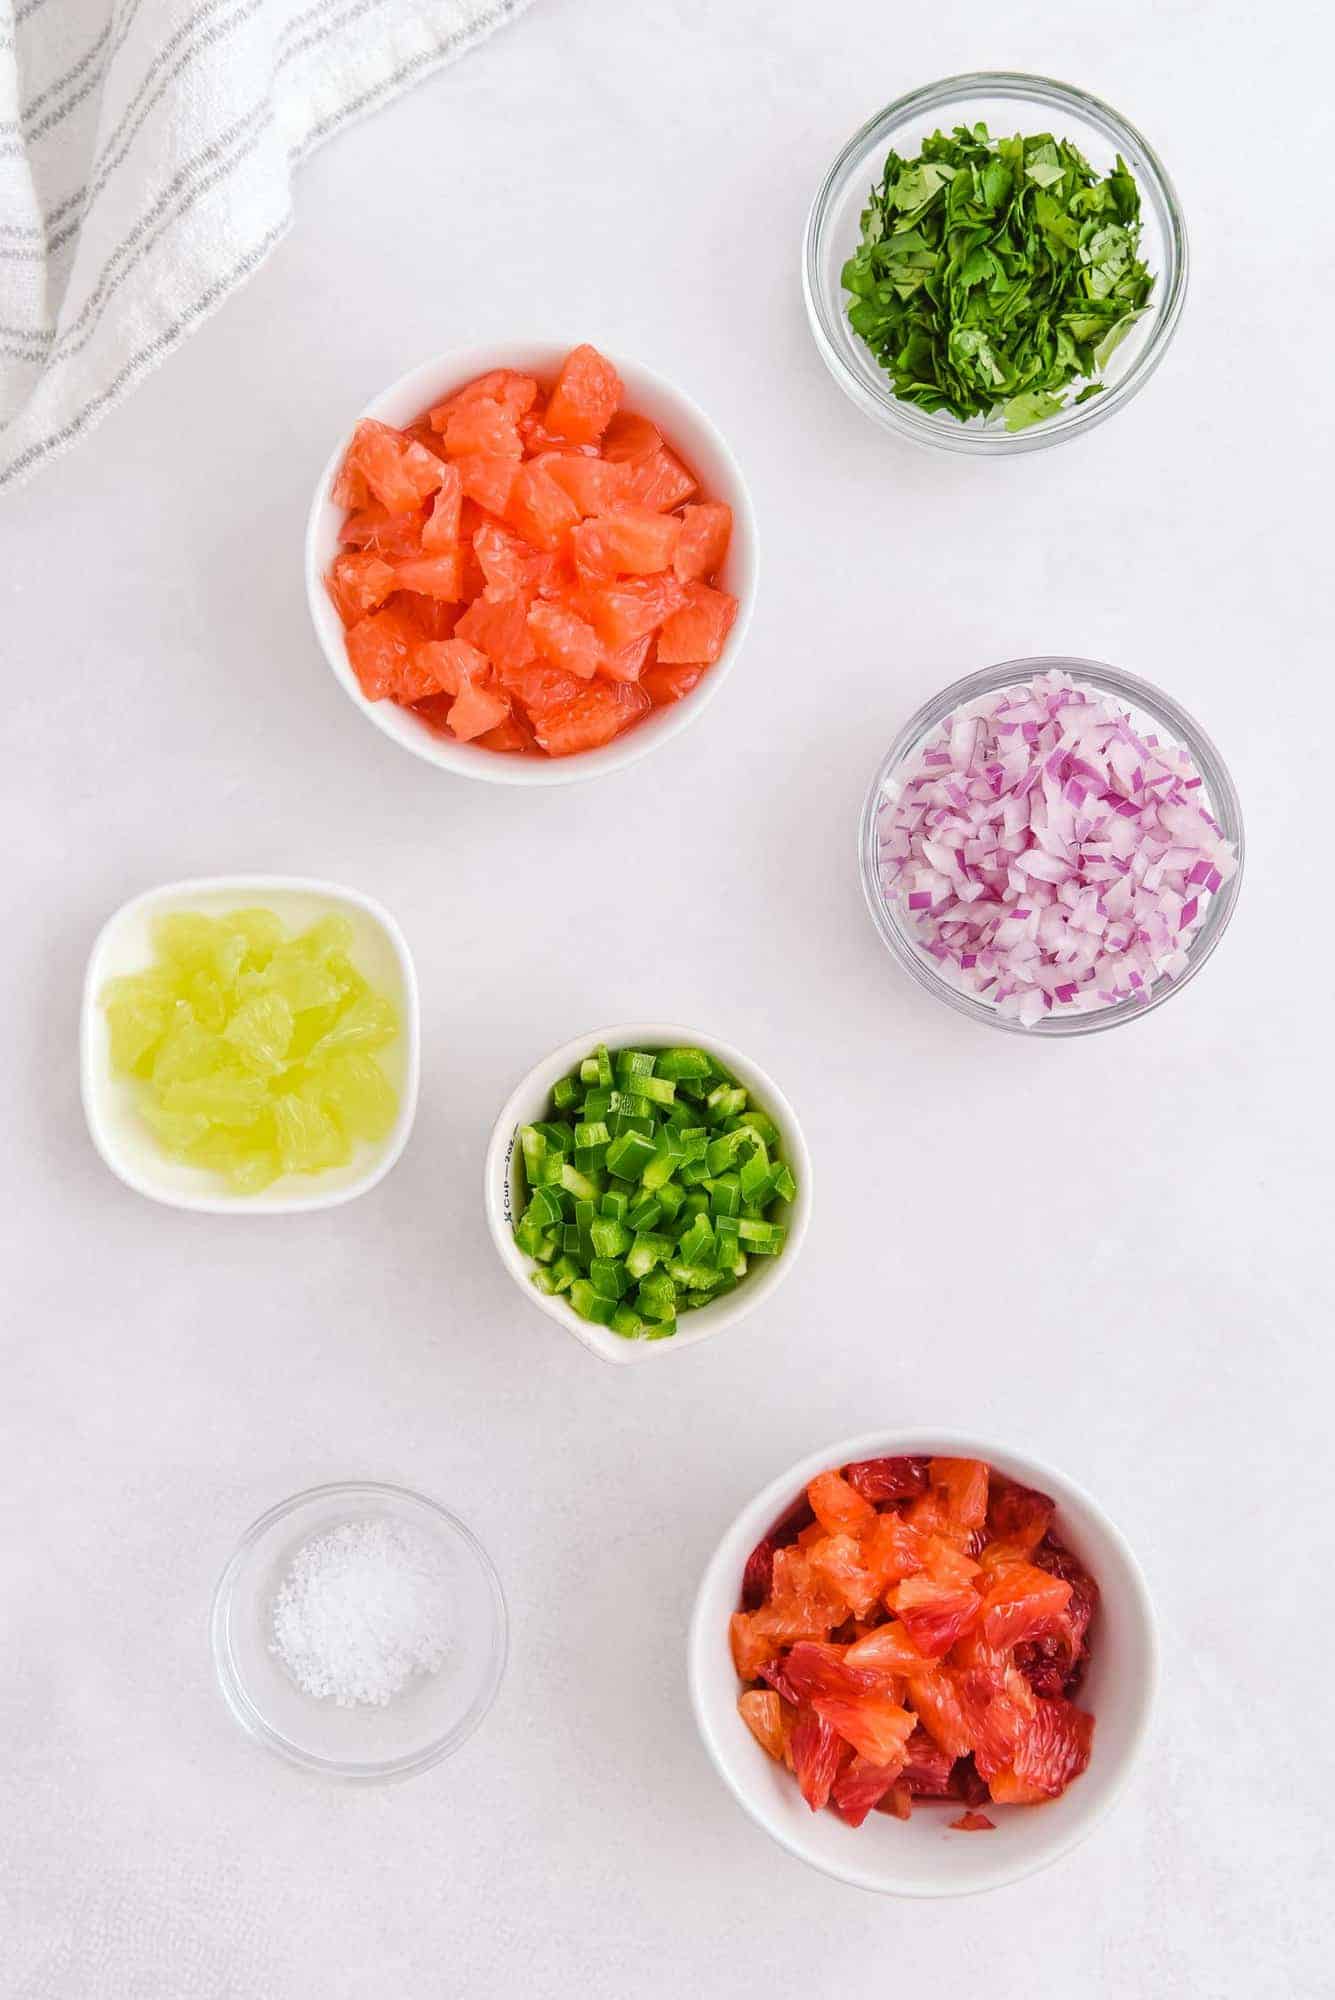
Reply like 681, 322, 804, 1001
876, 672, 1238, 1023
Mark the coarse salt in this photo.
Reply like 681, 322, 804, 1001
270, 1517, 454, 1707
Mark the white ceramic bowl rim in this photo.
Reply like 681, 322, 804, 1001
482, 1022, 812, 1364
688, 1428, 1159, 1897
305, 341, 758, 786
80, 874, 421, 1213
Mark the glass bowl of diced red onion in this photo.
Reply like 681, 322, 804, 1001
859, 658, 1244, 1035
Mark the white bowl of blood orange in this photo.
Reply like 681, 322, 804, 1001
304, 342, 757, 787
688, 1430, 1158, 1897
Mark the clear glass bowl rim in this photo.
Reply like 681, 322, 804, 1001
858, 656, 1245, 1037
802, 70, 1190, 455
210, 1479, 509, 1782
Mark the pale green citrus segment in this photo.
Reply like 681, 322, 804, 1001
100, 907, 399, 1194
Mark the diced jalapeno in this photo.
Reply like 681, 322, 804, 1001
570, 1279, 617, 1326
606, 1129, 658, 1180
709, 1173, 740, 1218
561, 1161, 602, 1202
589, 1258, 628, 1300
654, 1047, 714, 1081
737, 1218, 787, 1254
590, 1215, 631, 1259
519, 1042, 797, 1337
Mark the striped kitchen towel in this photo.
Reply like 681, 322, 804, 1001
0, 0, 532, 493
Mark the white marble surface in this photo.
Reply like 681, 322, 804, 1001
2, 3, 1329, 1994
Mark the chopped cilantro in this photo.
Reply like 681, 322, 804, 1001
841, 123, 1155, 428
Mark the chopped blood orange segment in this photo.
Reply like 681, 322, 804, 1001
877, 1779, 914, 1820
957, 1665, 1041, 1781
731, 1452, 1099, 1832
987, 1695, 1093, 1803
986, 1477, 1056, 1554
900, 1725, 957, 1796
764, 1546, 843, 1636
921, 1534, 982, 1589
831, 1755, 905, 1827
887, 1575, 980, 1657
860, 1511, 927, 1591
790, 1708, 844, 1812
808, 1532, 883, 1620
782, 1641, 892, 1705
326, 343, 742, 756
813, 1691, 915, 1769
846, 1456, 930, 1504
929, 1457, 990, 1539
807, 1469, 879, 1540
905, 1667, 974, 1759
731, 1610, 779, 1683
738, 1689, 788, 1763
979, 1563, 1073, 1651
845, 1621, 927, 1676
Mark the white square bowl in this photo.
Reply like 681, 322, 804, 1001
80, 876, 420, 1213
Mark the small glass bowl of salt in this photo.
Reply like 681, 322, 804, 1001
211, 1482, 507, 1780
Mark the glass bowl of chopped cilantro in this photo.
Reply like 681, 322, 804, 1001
803, 74, 1187, 452
485, 1026, 812, 1362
